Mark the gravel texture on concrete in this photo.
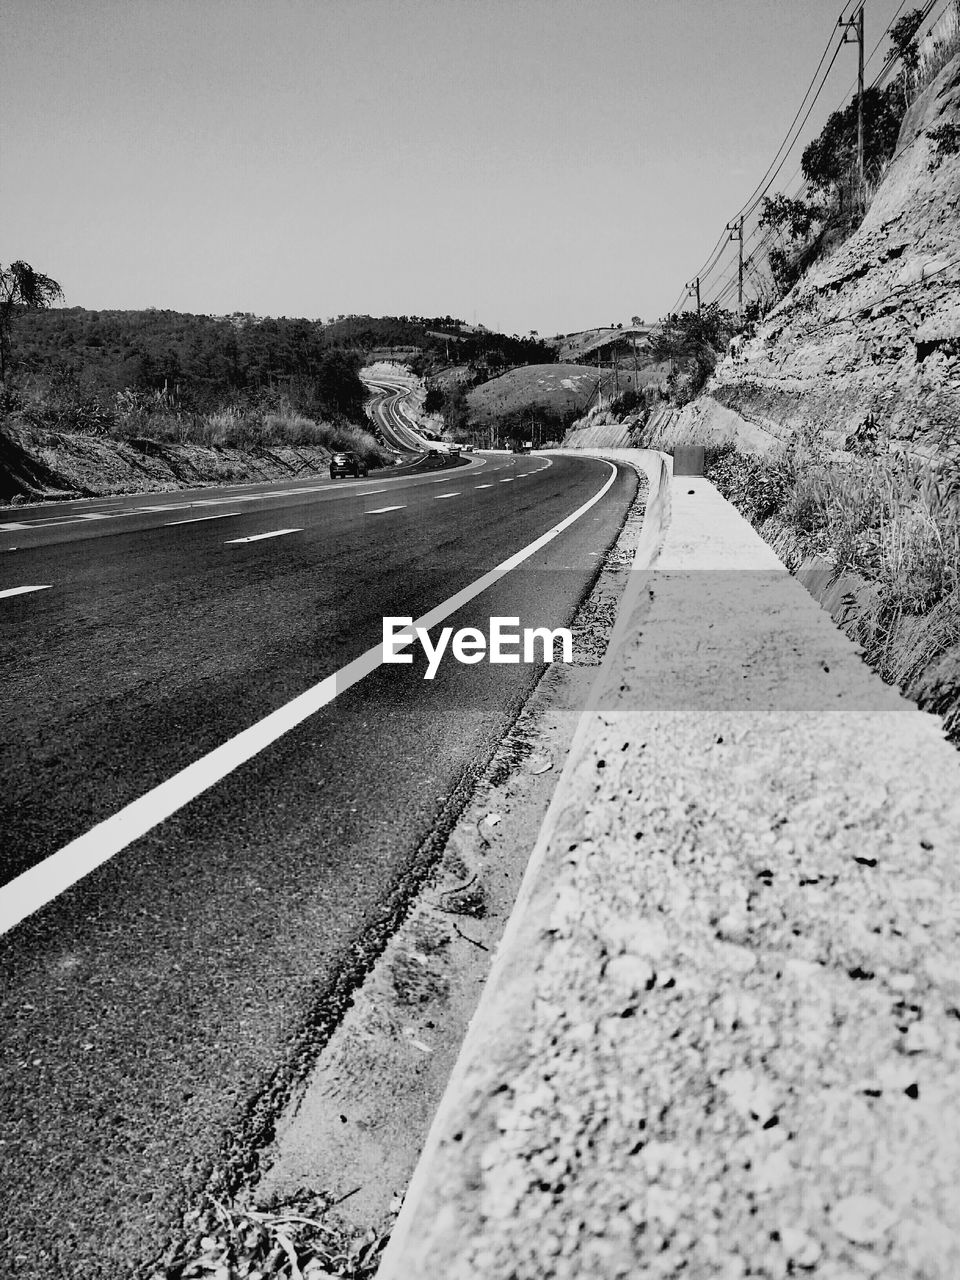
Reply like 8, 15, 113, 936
378, 452, 960, 1279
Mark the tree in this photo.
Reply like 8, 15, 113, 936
1, 260, 63, 388
801, 87, 902, 193
886, 8, 925, 73
758, 193, 822, 240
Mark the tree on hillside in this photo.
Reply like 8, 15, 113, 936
648, 303, 739, 402
1, 260, 63, 391
758, 193, 823, 240
887, 8, 926, 74
801, 86, 902, 195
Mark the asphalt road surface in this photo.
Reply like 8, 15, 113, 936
0, 451, 636, 1278
360, 371, 431, 452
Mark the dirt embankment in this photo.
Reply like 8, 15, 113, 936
654, 51, 960, 457
0, 423, 352, 505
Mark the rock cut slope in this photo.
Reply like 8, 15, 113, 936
663, 52, 960, 459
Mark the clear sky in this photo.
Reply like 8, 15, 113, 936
0, 0, 914, 335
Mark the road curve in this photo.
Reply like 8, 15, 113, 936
0, 451, 637, 1278
361, 371, 435, 453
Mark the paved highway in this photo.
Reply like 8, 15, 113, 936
0, 451, 636, 1277
360, 370, 435, 452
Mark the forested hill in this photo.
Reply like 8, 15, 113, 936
8, 308, 555, 419
9, 308, 366, 418
318, 314, 554, 370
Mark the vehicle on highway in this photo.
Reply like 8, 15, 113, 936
329, 451, 368, 478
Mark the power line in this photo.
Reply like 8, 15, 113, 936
727, 4, 851, 226
676, 0, 951, 315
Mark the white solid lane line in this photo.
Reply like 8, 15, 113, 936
166, 513, 242, 526
225, 528, 301, 544
0, 585, 52, 600
367, 506, 406, 514
0, 460, 618, 937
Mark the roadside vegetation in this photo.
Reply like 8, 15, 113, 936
706, 438, 960, 740
1, 303, 564, 466
759, 4, 960, 301
637, 6, 960, 410
1, 303, 392, 465
150, 1190, 395, 1280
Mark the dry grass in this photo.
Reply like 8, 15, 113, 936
466, 362, 641, 427
707, 440, 960, 738
111, 394, 388, 465
12, 384, 388, 466
909, 1, 960, 99
149, 1189, 397, 1280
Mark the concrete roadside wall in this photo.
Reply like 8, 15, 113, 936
378, 451, 960, 1279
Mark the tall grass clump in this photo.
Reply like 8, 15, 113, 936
909, 0, 960, 99
706, 440, 960, 736
98, 390, 388, 465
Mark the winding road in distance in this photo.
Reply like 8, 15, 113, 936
361, 368, 438, 452
0, 447, 637, 1278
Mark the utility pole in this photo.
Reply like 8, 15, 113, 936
727, 216, 744, 314
686, 277, 701, 315
839, 4, 865, 204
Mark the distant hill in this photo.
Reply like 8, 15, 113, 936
466, 354, 672, 432
467, 363, 629, 427
551, 326, 652, 364
318, 314, 553, 371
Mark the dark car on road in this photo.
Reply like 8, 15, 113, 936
330, 450, 368, 478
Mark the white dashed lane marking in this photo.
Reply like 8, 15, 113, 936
224, 529, 301, 544
166, 513, 242, 526
435, 493, 460, 499
474, 485, 494, 489
367, 506, 405, 514
0, 585, 52, 600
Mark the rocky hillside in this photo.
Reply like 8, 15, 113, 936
657, 51, 960, 458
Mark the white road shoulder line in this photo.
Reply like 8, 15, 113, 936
0, 584, 52, 600
367, 505, 405, 514
225, 528, 301, 544
0, 461, 618, 936
167, 512, 242, 526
